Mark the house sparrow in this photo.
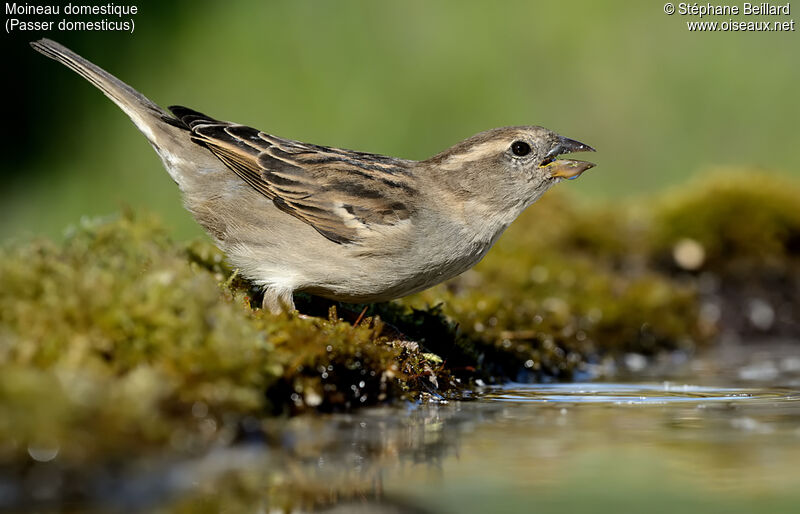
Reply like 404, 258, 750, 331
31, 38, 595, 313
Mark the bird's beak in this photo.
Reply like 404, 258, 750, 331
540, 136, 596, 180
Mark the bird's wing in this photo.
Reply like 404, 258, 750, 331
169, 106, 416, 245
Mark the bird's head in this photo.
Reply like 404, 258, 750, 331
425, 126, 595, 209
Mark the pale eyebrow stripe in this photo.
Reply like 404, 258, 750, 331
438, 140, 509, 169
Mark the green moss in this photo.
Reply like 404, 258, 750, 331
0, 213, 451, 467
651, 171, 800, 273
3, 171, 800, 507
13, 173, 799, 468
647, 171, 800, 337
406, 220, 703, 380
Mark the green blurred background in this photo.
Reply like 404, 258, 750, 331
2, 0, 798, 240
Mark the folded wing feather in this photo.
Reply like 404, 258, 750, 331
169, 106, 416, 245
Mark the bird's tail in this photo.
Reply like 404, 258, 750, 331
29, 38, 194, 184
30, 39, 171, 127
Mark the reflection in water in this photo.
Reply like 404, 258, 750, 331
5, 346, 800, 513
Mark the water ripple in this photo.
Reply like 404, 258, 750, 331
483, 382, 800, 405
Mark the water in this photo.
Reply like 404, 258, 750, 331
382, 385, 799, 513
135, 344, 800, 513
8, 344, 800, 513
485, 381, 794, 403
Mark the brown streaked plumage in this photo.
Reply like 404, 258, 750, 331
170, 106, 416, 245
30, 38, 596, 313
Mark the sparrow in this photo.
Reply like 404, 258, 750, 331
31, 38, 596, 313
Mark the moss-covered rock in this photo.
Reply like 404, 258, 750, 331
648, 171, 800, 337
0, 213, 450, 469
11, 171, 800, 473
405, 194, 706, 381
3, 170, 800, 509
651, 171, 800, 271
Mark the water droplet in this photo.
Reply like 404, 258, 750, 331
28, 444, 59, 462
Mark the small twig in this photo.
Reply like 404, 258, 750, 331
353, 305, 369, 326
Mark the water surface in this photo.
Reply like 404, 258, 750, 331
141, 344, 800, 513
11, 345, 800, 513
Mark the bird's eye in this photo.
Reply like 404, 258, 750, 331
511, 141, 531, 157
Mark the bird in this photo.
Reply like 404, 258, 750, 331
30, 38, 596, 313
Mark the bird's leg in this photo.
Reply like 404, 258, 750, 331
262, 286, 295, 314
